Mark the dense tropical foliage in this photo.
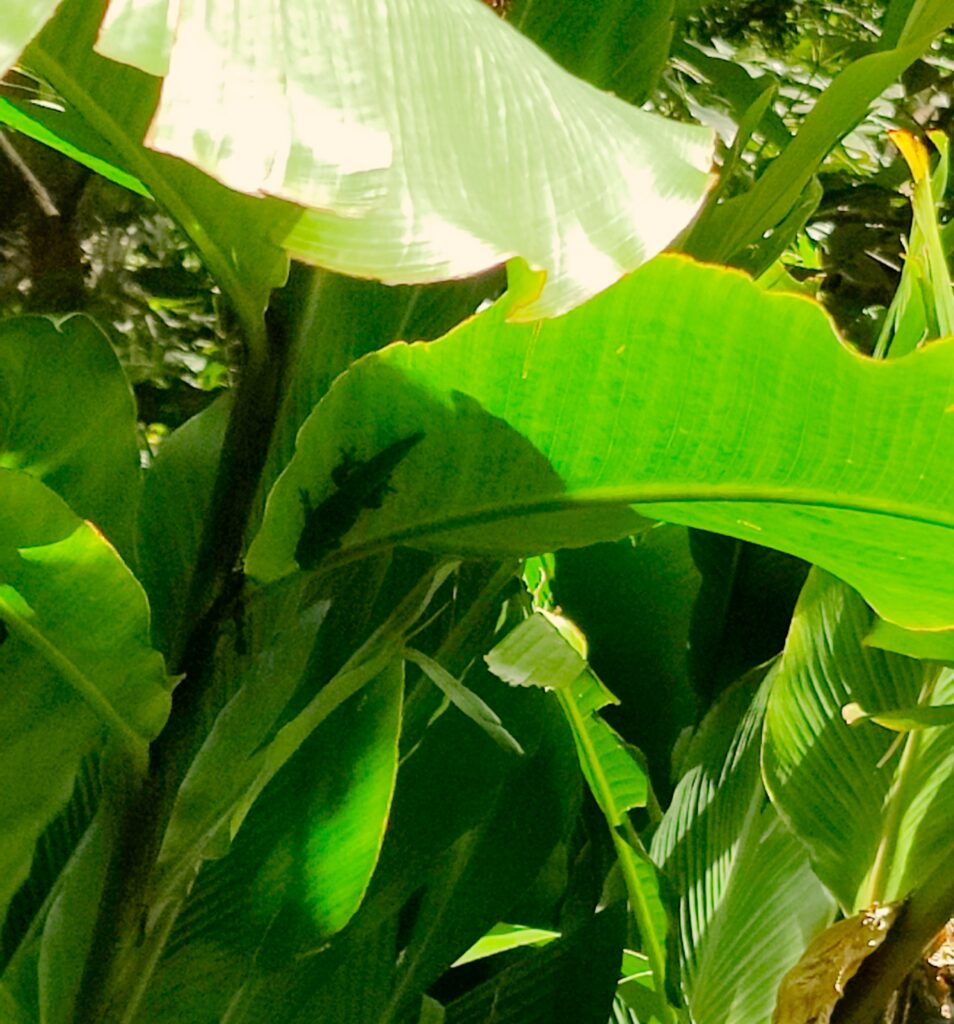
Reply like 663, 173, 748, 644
1, 1, 954, 1022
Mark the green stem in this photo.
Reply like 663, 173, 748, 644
614, 826, 679, 1024
557, 690, 678, 1024
861, 723, 921, 906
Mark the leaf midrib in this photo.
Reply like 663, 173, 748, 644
333, 479, 954, 565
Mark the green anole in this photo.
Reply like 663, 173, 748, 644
295, 432, 424, 571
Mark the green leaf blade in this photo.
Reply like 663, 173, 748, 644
0, 316, 141, 560
0, 469, 169, 928
763, 569, 954, 908
251, 255, 954, 630
653, 675, 835, 1024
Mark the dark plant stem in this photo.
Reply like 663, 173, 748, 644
72, 270, 305, 1024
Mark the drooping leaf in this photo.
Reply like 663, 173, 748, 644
0, 316, 141, 560
251, 255, 954, 631
763, 569, 954, 909
552, 528, 701, 798
88, 0, 713, 318
0, 469, 169, 928
404, 648, 523, 755
487, 612, 649, 822
485, 610, 589, 693
842, 701, 954, 732
486, 612, 670, 1015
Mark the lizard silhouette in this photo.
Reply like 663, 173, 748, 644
295, 432, 424, 571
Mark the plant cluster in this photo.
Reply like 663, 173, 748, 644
1, 2, 953, 1023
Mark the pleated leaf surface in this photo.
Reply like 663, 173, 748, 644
763, 569, 954, 910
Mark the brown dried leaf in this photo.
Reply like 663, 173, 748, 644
773, 904, 902, 1024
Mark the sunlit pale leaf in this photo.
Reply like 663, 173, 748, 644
92, 0, 713, 317
0, 1, 62, 76
486, 613, 647, 820
485, 611, 590, 694
21, 0, 291, 346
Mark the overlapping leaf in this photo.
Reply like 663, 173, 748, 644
0, 316, 140, 560
250, 255, 954, 630
763, 569, 954, 910
0, 469, 169, 927
88, 0, 711, 318
486, 612, 671, 1016
651, 673, 834, 1024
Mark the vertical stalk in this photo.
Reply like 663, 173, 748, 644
557, 690, 679, 1024
72, 271, 301, 1023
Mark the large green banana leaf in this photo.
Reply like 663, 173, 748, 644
249, 255, 954, 631
93, 0, 713, 318
0, 313, 168, 934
